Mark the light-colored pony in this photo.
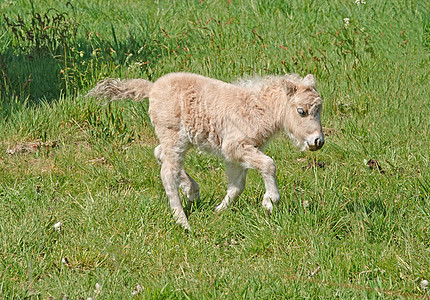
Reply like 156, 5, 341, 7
88, 72, 324, 229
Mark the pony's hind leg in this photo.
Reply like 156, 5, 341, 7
215, 162, 248, 212
156, 143, 191, 230
155, 145, 200, 204
180, 170, 200, 204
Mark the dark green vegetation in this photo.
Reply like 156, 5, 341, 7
1, 0, 429, 298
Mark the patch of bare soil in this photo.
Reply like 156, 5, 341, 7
367, 159, 385, 174
6, 141, 58, 155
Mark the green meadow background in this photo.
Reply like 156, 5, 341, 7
1, 0, 429, 298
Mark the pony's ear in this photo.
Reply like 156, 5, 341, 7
303, 74, 316, 87
283, 80, 297, 96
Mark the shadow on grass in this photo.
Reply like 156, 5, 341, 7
187, 192, 221, 215
0, 4, 159, 108
1, 51, 64, 101
0, 34, 157, 104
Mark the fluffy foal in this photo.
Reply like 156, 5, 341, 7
88, 72, 324, 229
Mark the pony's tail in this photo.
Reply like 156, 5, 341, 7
87, 78, 153, 103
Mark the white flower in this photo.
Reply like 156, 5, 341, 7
344, 18, 350, 26
355, 0, 366, 4
61, 257, 70, 265
94, 283, 102, 295
303, 200, 309, 209
132, 284, 142, 296
54, 222, 62, 231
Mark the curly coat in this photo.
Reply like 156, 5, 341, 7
88, 72, 324, 229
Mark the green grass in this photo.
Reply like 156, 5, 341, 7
1, 0, 429, 298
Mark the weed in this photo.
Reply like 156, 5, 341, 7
3, 5, 77, 56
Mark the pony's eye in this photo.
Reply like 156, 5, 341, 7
297, 107, 307, 117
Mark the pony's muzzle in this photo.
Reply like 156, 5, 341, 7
307, 135, 324, 151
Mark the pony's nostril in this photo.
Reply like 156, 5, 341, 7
314, 137, 324, 148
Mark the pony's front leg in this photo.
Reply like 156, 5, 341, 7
239, 146, 280, 213
260, 166, 280, 214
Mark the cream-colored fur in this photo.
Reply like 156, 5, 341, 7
88, 72, 324, 229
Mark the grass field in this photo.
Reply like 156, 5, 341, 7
1, 0, 429, 298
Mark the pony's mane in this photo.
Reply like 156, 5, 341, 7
234, 73, 306, 91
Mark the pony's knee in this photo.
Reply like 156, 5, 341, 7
246, 154, 276, 177
261, 156, 276, 176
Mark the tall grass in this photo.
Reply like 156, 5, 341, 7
1, 0, 429, 298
